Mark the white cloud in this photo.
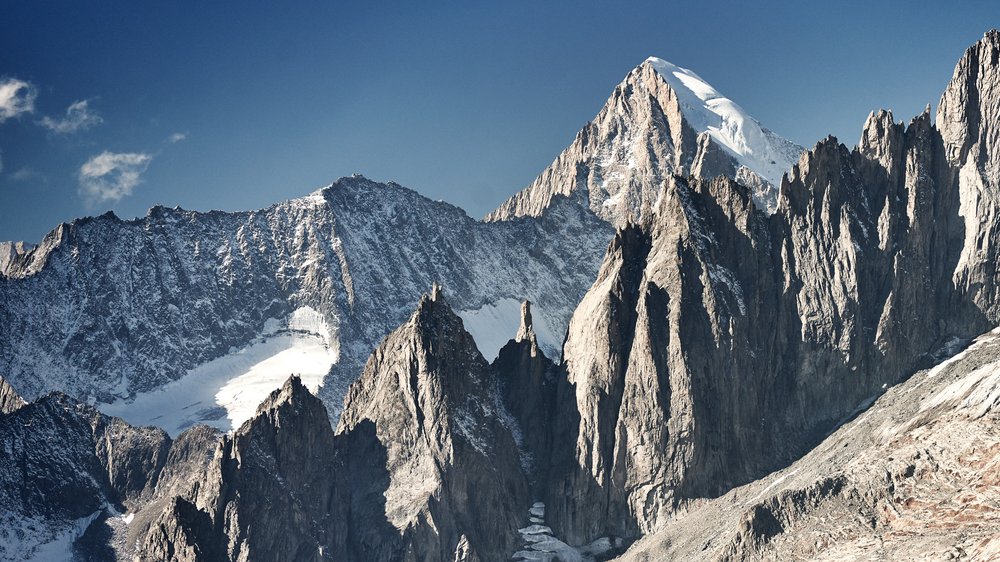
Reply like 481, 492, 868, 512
168, 132, 187, 143
78, 151, 152, 204
0, 78, 37, 123
11, 167, 41, 182
39, 99, 102, 133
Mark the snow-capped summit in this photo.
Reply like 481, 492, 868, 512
487, 57, 804, 223
643, 57, 803, 194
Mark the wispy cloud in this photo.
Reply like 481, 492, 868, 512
78, 151, 152, 204
39, 99, 103, 134
10, 167, 42, 182
0, 78, 37, 123
167, 132, 187, 143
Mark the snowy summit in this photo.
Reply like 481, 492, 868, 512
644, 56, 803, 204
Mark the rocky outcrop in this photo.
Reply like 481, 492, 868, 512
338, 286, 530, 562
0, 375, 25, 414
135, 289, 533, 561
548, 176, 779, 544
492, 301, 560, 489
135, 376, 346, 562
0, 392, 176, 561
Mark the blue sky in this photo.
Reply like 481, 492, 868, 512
0, 1, 995, 242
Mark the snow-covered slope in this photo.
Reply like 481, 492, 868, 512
644, 57, 803, 202
0, 176, 612, 426
96, 307, 335, 436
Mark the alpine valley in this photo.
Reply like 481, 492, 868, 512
2, 30, 1000, 562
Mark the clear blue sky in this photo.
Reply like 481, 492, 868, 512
0, 1, 995, 242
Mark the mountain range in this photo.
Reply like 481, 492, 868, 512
1, 29, 999, 562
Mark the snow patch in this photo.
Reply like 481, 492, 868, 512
11, 510, 103, 562
97, 308, 337, 436
512, 502, 621, 562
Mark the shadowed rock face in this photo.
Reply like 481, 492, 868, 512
539, 30, 1000, 547
0, 389, 184, 561
136, 290, 530, 562
338, 287, 530, 562
617, 327, 1000, 561
492, 300, 561, 493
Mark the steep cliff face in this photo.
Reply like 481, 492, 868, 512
542, 30, 1000, 547
143, 376, 346, 562
492, 301, 560, 490
617, 327, 1000, 562
136, 290, 532, 562
548, 176, 779, 544
486, 59, 802, 225
338, 286, 530, 562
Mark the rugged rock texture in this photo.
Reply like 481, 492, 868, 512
0, 392, 174, 561
338, 286, 531, 562
548, 177, 780, 544
492, 301, 560, 490
136, 290, 532, 561
135, 376, 345, 562
0, 176, 611, 421
540, 30, 1000, 548
486, 59, 802, 225
0, 241, 33, 277
616, 328, 1000, 561
0, 375, 25, 414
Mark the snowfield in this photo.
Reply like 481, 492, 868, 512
97, 308, 336, 436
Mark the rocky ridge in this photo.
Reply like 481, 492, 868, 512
531, 29, 1000, 549
133, 287, 533, 561
486, 57, 803, 225
0, 176, 611, 424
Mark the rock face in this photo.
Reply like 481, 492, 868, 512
0, 176, 611, 422
616, 327, 1000, 561
135, 290, 531, 562
0, 375, 25, 414
338, 286, 530, 562
538, 30, 1000, 547
486, 58, 803, 225
0, 391, 180, 561
492, 301, 560, 490
136, 376, 345, 562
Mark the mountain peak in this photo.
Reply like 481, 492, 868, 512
642, 56, 803, 192
487, 54, 803, 225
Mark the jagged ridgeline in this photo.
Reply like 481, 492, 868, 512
1, 28, 1000, 562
